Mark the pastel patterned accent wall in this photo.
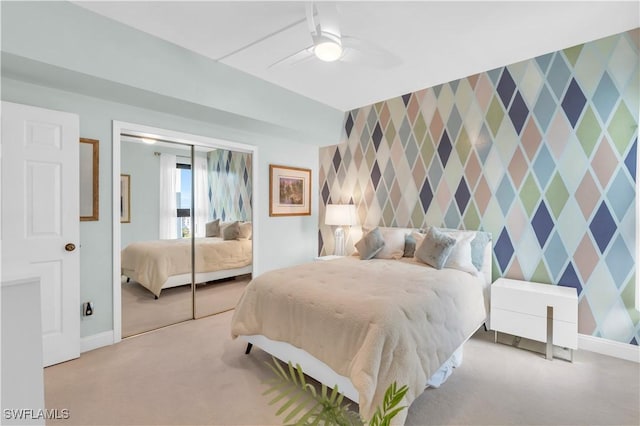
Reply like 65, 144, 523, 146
207, 149, 252, 222
319, 29, 639, 345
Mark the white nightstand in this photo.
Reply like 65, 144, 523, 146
490, 278, 578, 361
314, 255, 344, 261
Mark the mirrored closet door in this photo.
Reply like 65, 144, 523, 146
120, 137, 195, 337
119, 134, 253, 337
194, 148, 253, 319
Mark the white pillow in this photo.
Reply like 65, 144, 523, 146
443, 232, 477, 274
440, 228, 478, 275
374, 227, 413, 259
205, 219, 221, 237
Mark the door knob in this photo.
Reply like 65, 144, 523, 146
65, 243, 76, 252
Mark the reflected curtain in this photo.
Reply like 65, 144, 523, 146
194, 155, 210, 238
159, 153, 177, 239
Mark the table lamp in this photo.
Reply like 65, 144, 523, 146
325, 204, 358, 256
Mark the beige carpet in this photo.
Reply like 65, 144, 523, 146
122, 275, 250, 337
45, 311, 639, 426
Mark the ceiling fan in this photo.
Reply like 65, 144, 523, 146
268, 2, 400, 69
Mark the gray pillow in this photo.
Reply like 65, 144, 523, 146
355, 227, 385, 260
205, 219, 220, 237
222, 221, 240, 240
403, 233, 416, 257
238, 221, 252, 240
415, 226, 456, 269
470, 231, 491, 271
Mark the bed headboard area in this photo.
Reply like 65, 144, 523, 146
352, 226, 492, 284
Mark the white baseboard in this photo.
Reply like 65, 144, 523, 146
578, 334, 639, 363
80, 330, 114, 353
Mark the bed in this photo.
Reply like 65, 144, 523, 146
231, 226, 492, 424
121, 236, 252, 298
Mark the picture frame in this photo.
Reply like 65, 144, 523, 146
269, 164, 311, 217
79, 138, 99, 221
120, 174, 131, 223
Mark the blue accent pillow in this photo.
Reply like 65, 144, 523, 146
403, 233, 417, 257
470, 231, 491, 271
355, 227, 386, 260
415, 226, 456, 269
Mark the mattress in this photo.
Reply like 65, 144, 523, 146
231, 256, 487, 422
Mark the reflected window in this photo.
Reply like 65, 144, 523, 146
176, 162, 192, 238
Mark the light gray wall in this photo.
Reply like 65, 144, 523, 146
2, 77, 323, 338
1, 2, 339, 340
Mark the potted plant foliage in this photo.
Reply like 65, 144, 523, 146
264, 358, 408, 426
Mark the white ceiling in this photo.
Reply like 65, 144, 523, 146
75, 1, 639, 112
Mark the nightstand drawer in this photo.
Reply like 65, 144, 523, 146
491, 308, 578, 349
492, 279, 577, 323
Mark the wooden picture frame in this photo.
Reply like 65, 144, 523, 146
269, 164, 311, 217
79, 138, 99, 221
120, 174, 131, 223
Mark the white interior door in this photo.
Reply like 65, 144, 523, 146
1, 101, 80, 367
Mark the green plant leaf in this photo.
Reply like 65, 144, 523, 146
263, 357, 404, 426
328, 384, 339, 404
366, 382, 408, 426
276, 390, 303, 415
269, 384, 297, 405
263, 381, 292, 397
283, 395, 314, 424
288, 362, 299, 386
309, 412, 322, 426
304, 382, 318, 398
296, 363, 307, 387
293, 402, 321, 426
376, 407, 407, 426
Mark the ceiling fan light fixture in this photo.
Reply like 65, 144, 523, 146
314, 40, 343, 62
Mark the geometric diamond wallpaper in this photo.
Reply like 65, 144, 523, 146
319, 29, 639, 345
207, 149, 252, 222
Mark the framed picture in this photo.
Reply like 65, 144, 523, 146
79, 138, 99, 221
269, 164, 311, 216
120, 174, 131, 223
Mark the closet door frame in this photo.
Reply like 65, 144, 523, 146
112, 121, 258, 343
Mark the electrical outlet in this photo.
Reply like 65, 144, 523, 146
83, 302, 94, 316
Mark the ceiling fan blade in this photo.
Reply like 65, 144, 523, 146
314, 2, 341, 39
267, 46, 315, 69
340, 36, 402, 69
306, 3, 318, 36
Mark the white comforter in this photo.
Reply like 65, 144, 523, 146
121, 237, 252, 297
231, 256, 487, 422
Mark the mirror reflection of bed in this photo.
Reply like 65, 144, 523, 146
121, 274, 251, 337
120, 135, 252, 338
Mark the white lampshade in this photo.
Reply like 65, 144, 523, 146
325, 204, 358, 226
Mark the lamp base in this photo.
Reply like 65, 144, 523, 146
334, 227, 345, 256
